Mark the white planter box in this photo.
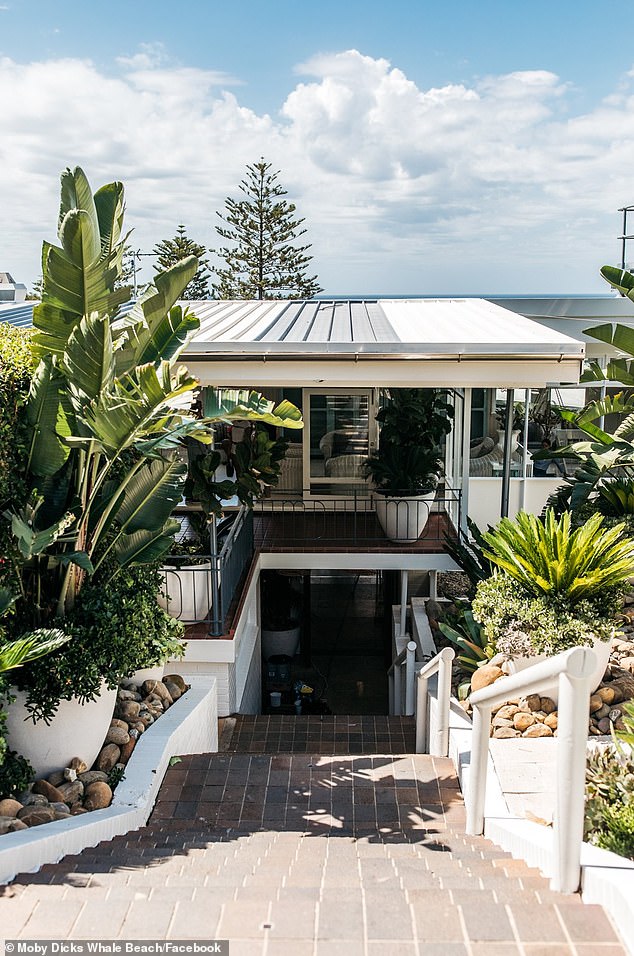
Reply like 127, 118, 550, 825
375, 491, 436, 542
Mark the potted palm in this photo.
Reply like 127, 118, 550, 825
365, 389, 453, 542
472, 508, 634, 697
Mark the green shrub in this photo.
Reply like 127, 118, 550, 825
0, 323, 33, 591
0, 746, 33, 798
473, 574, 619, 657
14, 563, 185, 723
585, 744, 634, 860
481, 509, 634, 602
438, 601, 493, 675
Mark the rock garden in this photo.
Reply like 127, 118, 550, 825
0, 675, 188, 836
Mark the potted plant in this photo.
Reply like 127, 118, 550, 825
260, 570, 303, 660
472, 508, 634, 696
364, 389, 453, 542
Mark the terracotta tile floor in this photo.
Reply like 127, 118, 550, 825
225, 715, 416, 754
1, 717, 627, 954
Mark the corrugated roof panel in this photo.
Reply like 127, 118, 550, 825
330, 301, 353, 342
349, 302, 375, 342
258, 302, 305, 341
308, 302, 335, 340
364, 301, 400, 342
0, 303, 35, 328
281, 302, 321, 342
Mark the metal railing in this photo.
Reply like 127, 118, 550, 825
388, 640, 417, 716
415, 647, 455, 756
159, 505, 255, 635
466, 646, 596, 894
254, 487, 461, 548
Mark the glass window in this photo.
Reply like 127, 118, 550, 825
308, 392, 371, 495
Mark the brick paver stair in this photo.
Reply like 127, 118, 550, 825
0, 715, 627, 954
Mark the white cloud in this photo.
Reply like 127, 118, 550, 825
1, 47, 634, 294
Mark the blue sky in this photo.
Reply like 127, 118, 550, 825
2, 0, 634, 295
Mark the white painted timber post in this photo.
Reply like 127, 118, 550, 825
415, 671, 428, 753
400, 570, 409, 638
394, 663, 402, 716
405, 641, 417, 716
553, 654, 594, 894
465, 701, 493, 835
430, 647, 455, 756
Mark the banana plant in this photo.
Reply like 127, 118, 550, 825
7, 167, 302, 623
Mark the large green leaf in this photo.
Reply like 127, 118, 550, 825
94, 181, 125, 259
26, 357, 72, 477
116, 304, 200, 375
0, 628, 70, 674
112, 458, 186, 535
113, 520, 180, 569
204, 389, 303, 429
599, 267, 634, 299
62, 313, 115, 402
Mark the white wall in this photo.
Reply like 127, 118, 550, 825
469, 477, 564, 528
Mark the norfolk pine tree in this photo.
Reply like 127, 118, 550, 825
213, 159, 322, 299
153, 224, 212, 299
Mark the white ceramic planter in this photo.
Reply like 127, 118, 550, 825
4, 682, 118, 777
130, 665, 164, 683
158, 562, 212, 623
506, 635, 612, 703
375, 490, 436, 543
261, 625, 301, 661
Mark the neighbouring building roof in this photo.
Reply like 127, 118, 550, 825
0, 273, 27, 304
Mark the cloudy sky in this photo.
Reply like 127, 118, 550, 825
2, 0, 634, 296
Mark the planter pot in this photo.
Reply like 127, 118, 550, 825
158, 562, 212, 624
261, 625, 301, 661
4, 682, 118, 778
505, 635, 612, 703
375, 490, 436, 543
130, 665, 164, 683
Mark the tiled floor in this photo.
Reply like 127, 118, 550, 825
225, 715, 416, 754
1, 720, 627, 954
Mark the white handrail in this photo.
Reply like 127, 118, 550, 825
388, 640, 417, 716
466, 646, 596, 894
415, 646, 455, 755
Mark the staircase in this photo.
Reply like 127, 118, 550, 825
1, 715, 625, 952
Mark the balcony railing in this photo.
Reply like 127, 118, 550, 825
253, 488, 461, 551
159, 506, 254, 635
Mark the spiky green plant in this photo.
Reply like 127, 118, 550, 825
481, 509, 634, 602
597, 477, 634, 517
438, 602, 493, 675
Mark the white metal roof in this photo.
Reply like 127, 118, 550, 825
181, 297, 584, 389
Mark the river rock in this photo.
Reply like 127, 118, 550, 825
520, 694, 542, 712
131, 721, 145, 735
17, 805, 56, 826
597, 686, 616, 705
163, 679, 182, 701
70, 805, 88, 815
32, 779, 68, 804
68, 757, 88, 774
597, 717, 612, 734
78, 770, 109, 786
116, 700, 141, 720
0, 816, 28, 834
57, 780, 84, 806
471, 665, 505, 692
96, 743, 121, 772
514, 712, 536, 732
523, 723, 553, 738
119, 738, 136, 764
540, 697, 557, 714
47, 770, 66, 787
83, 781, 113, 811
137, 712, 154, 728
493, 716, 514, 729
0, 799, 22, 818
589, 694, 604, 713
110, 718, 129, 730
164, 673, 187, 692
142, 679, 170, 701
544, 713, 558, 730
493, 727, 520, 738
620, 656, 634, 673
610, 674, 634, 702
49, 802, 71, 814
19, 792, 48, 807
106, 725, 130, 746
63, 768, 77, 782
118, 689, 138, 701
495, 704, 519, 720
